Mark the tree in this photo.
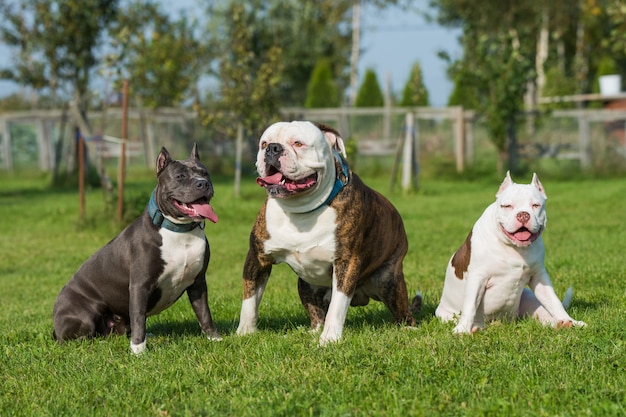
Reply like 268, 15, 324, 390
400, 61, 429, 107
0, 0, 119, 182
108, 1, 208, 109
606, 0, 626, 57
201, 1, 284, 138
447, 70, 480, 109
541, 65, 576, 110
203, 0, 353, 110
305, 60, 341, 108
355, 68, 384, 107
0, 0, 118, 113
199, 1, 285, 196
432, 0, 539, 175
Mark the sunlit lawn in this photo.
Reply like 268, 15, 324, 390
1, 168, 624, 416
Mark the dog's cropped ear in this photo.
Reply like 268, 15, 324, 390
156, 147, 172, 175
313, 122, 347, 158
496, 170, 513, 197
190, 143, 200, 160
531, 173, 547, 198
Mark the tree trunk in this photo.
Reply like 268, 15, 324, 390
574, 18, 588, 95
497, 150, 506, 177
507, 116, 519, 175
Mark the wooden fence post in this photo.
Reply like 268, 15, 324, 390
454, 106, 465, 173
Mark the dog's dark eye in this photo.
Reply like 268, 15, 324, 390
176, 173, 186, 181
532, 203, 541, 209
500, 204, 513, 209
293, 141, 303, 148
260, 141, 268, 149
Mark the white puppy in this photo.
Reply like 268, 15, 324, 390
435, 172, 586, 334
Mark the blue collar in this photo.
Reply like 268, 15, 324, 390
307, 150, 349, 212
148, 189, 203, 233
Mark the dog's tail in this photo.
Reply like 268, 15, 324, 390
561, 286, 574, 310
410, 291, 422, 315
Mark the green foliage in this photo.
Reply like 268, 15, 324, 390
1, 172, 625, 416
355, 68, 384, 107
108, 2, 207, 108
201, 1, 285, 139
305, 60, 341, 108
204, 0, 353, 110
400, 61, 429, 107
447, 75, 478, 109
596, 55, 619, 77
474, 32, 534, 154
433, 0, 537, 174
542, 66, 577, 110
605, 1, 626, 58
0, 0, 119, 109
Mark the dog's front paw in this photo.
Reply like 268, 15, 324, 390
130, 340, 147, 355
453, 321, 481, 335
319, 328, 342, 346
236, 323, 256, 336
573, 320, 587, 328
205, 330, 223, 341
453, 325, 470, 334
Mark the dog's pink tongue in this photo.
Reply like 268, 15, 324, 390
515, 230, 532, 241
256, 172, 283, 187
191, 203, 218, 223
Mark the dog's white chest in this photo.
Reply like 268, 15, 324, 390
264, 200, 337, 286
150, 227, 206, 315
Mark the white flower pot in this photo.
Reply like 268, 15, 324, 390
599, 74, 622, 95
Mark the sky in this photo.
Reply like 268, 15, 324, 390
0, 1, 462, 107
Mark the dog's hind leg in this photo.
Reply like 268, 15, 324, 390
375, 263, 416, 327
53, 314, 98, 342
297, 278, 330, 331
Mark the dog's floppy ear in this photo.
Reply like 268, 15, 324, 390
190, 143, 200, 160
496, 170, 513, 197
531, 173, 547, 198
313, 122, 347, 158
156, 147, 172, 175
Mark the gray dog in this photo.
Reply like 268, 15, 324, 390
53, 144, 221, 354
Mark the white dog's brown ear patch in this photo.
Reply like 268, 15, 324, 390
451, 230, 472, 279
312, 121, 347, 158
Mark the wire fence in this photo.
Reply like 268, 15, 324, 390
1, 107, 625, 177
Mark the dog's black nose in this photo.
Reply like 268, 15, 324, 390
194, 178, 210, 190
265, 143, 283, 157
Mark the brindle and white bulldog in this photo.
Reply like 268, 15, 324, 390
435, 172, 586, 334
236, 121, 420, 345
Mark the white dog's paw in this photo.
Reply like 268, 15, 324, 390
130, 340, 147, 355
453, 322, 482, 334
552, 319, 586, 329
452, 324, 472, 334
318, 328, 342, 346
236, 323, 256, 336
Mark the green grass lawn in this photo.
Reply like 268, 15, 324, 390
1, 169, 625, 416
